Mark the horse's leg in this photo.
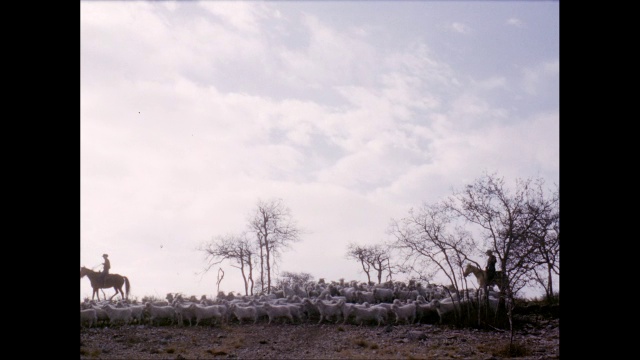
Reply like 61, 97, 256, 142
109, 287, 119, 301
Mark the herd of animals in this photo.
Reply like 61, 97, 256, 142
80, 280, 501, 328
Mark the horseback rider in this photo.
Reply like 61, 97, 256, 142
485, 250, 497, 285
100, 254, 111, 287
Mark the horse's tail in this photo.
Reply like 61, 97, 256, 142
124, 276, 131, 299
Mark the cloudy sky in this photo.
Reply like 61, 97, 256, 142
80, 1, 559, 301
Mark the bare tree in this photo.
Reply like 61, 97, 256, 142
346, 243, 373, 284
346, 243, 393, 284
524, 183, 559, 302
277, 271, 314, 288
445, 173, 558, 298
198, 232, 257, 296
388, 201, 476, 297
444, 172, 559, 340
248, 198, 302, 294
388, 172, 559, 334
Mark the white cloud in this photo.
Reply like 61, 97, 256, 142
275, 13, 378, 89
471, 76, 508, 91
506, 17, 525, 28
521, 59, 560, 96
450, 22, 472, 34
198, 1, 270, 34
81, 2, 559, 300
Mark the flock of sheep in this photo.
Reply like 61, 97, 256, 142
80, 281, 500, 328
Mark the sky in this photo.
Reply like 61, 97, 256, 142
80, 1, 559, 302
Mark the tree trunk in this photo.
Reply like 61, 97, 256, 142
248, 254, 254, 296
240, 257, 248, 296
258, 234, 265, 294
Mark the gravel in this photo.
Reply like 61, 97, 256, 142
80, 317, 559, 359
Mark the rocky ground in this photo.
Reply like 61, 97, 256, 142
80, 315, 559, 359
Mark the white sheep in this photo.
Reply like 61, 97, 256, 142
263, 302, 294, 324
144, 302, 176, 326
355, 291, 375, 304
301, 298, 321, 320
249, 301, 269, 322
394, 289, 419, 301
81, 301, 93, 310
371, 302, 395, 319
80, 308, 97, 328
200, 295, 215, 306
125, 304, 146, 324
314, 299, 344, 324
174, 302, 198, 326
103, 304, 133, 326
431, 298, 465, 323
115, 301, 145, 324
228, 303, 258, 324
91, 305, 110, 325
373, 288, 395, 303
339, 301, 369, 324
288, 303, 305, 322
293, 284, 308, 298
351, 305, 388, 326
391, 301, 417, 325
282, 284, 296, 298
415, 302, 439, 324
189, 303, 226, 326
339, 287, 358, 303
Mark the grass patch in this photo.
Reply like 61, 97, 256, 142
232, 338, 244, 348
123, 335, 145, 344
352, 337, 379, 350
80, 348, 101, 357
354, 338, 369, 347
495, 341, 531, 357
206, 349, 228, 356
478, 340, 532, 358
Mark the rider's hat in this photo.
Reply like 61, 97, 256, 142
103, 254, 109, 258
485, 250, 493, 255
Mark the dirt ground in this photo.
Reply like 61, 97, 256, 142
80, 316, 559, 359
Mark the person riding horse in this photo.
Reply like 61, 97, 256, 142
485, 250, 497, 284
100, 254, 110, 286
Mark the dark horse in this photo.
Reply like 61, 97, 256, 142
81, 266, 130, 301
